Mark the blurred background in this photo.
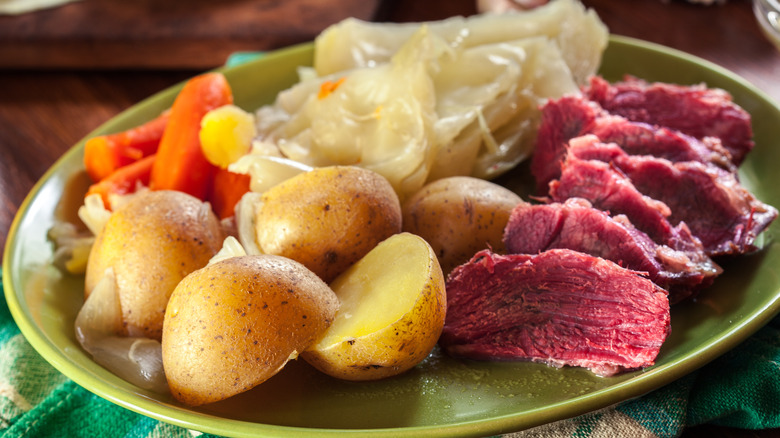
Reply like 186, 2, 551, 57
1, 0, 776, 72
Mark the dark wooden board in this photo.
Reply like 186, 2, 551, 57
0, 0, 383, 69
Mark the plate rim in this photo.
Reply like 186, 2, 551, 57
4, 34, 780, 437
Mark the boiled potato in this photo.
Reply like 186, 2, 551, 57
162, 255, 339, 406
402, 176, 523, 275
301, 232, 446, 381
84, 190, 224, 340
255, 165, 402, 283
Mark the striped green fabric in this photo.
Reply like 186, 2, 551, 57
3, 268, 780, 437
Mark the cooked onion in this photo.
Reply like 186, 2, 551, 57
235, 192, 263, 255
74, 268, 169, 393
228, 153, 312, 194
77, 193, 112, 237
209, 236, 248, 265
48, 220, 94, 274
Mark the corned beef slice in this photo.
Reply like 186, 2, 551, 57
548, 151, 698, 252
503, 198, 721, 303
584, 76, 754, 165
590, 115, 735, 172
530, 94, 736, 193
562, 135, 778, 256
440, 249, 671, 377
530, 95, 600, 193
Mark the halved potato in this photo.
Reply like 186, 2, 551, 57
301, 232, 446, 381
255, 165, 402, 283
84, 190, 224, 340
162, 254, 339, 406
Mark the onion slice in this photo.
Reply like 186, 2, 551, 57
75, 268, 169, 393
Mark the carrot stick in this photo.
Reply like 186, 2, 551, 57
150, 73, 233, 200
208, 167, 251, 219
83, 111, 169, 182
86, 154, 156, 208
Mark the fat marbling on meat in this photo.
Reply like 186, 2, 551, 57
440, 249, 671, 377
503, 198, 721, 303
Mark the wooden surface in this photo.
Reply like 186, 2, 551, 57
2, 1, 780, 437
0, 0, 382, 69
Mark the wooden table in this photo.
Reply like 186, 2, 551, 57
1, 1, 778, 437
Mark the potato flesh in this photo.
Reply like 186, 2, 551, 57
319, 234, 426, 344
303, 232, 446, 381
199, 104, 256, 168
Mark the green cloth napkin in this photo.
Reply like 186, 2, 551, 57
2, 269, 780, 438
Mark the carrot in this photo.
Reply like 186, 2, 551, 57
150, 72, 233, 200
83, 111, 169, 182
86, 154, 156, 208
317, 77, 345, 100
208, 167, 251, 219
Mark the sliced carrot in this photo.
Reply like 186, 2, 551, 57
317, 77, 345, 100
86, 154, 156, 209
83, 111, 169, 182
208, 167, 251, 219
150, 72, 233, 200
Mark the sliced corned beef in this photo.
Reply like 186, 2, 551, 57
563, 135, 778, 256
503, 198, 721, 303
548, 151, 686, 246
584, 75, 754, 164
590, 115, 736, 172
530, 95, 600, 193
440, 249, 671, 377
530, 94, 737, 192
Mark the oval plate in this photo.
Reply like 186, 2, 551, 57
4, 35, 780, 437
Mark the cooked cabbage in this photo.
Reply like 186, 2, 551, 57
314, 0, 607, 85
256, 26, 440, 197
427, 36, 581, 180
253, 0, 608, 199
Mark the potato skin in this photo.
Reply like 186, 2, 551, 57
162, 255, 339, 406
84, 190, 224, 340
402, 176, 523, 275
255, 166, 402, 283
301, 233, 446, 381
303, 277, 445, 381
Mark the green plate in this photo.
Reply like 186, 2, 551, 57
4, 35, 780, 437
